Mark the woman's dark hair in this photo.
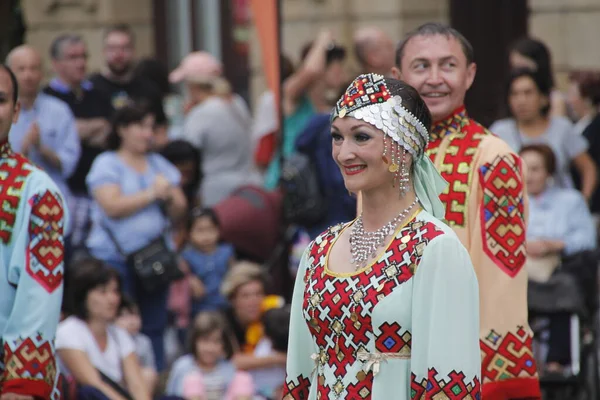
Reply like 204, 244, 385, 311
506, 68, 552, 117
160, 139, 202, 204
569, 70, 600, 106
510, 37, 555, 88
187, 311, 229, 359
385, 78, 433, 131
107, 105, 153, 150
187, 207, 220, 232
66, 257, 122, 321
519, 143, 557, 175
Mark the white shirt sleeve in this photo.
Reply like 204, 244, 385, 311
111, 325, 136, 359
55, 317, 87, 351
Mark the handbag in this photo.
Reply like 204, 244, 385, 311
103, 219, 183, 293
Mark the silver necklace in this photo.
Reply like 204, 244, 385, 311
349, 199, 418, 269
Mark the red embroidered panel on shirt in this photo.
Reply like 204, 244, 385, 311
0, 149, 33, 244
478, 154, 526, 277
26, 190, 65, 293
302, 220, 444, 398
2, 335, 56, 399
426, 112, 487, 227
481, 326, 538, 384
411, 368, 481, 399
283, 374, 311, 399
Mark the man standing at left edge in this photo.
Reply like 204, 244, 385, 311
0, 64, 66, 399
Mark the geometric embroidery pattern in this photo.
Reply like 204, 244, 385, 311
283, 374, 311, 400
480, 326, 539, 384
281, 218, 445, 399
26, 190, 64, 293
375, 322, 411, 355
0, 142, 34, 244
334, 73, 390, 116
411, 368, 481, 399
2, 334, 57, 395
478, 154, 526, 277
427, 107, 487, 228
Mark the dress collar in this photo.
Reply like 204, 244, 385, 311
430, 105, 468, 141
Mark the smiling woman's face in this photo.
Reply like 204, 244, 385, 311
331, 116, 394, 193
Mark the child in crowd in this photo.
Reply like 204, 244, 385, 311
182, 208, 235, 316
160, 139, 202, 210
251, 306, 290, 400
115, 296, 158, 392
181, 312, 254, 400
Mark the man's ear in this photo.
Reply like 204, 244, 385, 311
465, 62, 477, 91
390, 66, 401, 80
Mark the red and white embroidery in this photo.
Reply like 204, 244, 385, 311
26, 190, 65, 293
282, 219, 444, 399
0, 148, 33, 244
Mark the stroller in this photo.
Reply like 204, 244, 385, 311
527, 250, 600, 400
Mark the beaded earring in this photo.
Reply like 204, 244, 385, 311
382, 134, 389, 164
398, 148, 410, 197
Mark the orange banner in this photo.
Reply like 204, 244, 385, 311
250, 0, 281, 109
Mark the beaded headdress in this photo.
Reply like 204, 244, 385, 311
331, 73, 448, 218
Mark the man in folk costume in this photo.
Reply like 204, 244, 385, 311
0, 64, 66, 399
392, 23, 541, 399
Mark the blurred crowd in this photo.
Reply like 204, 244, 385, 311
5, 20, 600, 400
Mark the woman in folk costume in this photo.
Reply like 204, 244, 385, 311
283, 73, 481, 400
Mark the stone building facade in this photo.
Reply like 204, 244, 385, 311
19, 0, 600, 107
20, 0, 155, 78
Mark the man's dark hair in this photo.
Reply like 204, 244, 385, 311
103, 23, 135, 44
0, 64, 19, 104
50, 34, 85, 60
395, 22, 474, 67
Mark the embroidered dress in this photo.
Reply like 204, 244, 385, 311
426, 106, 541, 399
283, 209, 481, 400
0, 140, 67, 399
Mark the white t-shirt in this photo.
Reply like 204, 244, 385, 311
250, 338, 286, 397
56, 316, 136, 384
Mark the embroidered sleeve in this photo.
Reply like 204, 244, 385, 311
282, 249, 315, 399
1, 186, 65, 399
478, 153, 526, 277
410, 235, 481, 399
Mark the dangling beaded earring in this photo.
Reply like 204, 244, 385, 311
382, 134, 389, 164
398, 148, 410, 197
388, 141, 399, 174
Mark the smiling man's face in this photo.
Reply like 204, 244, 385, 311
396, 34, 476, 123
